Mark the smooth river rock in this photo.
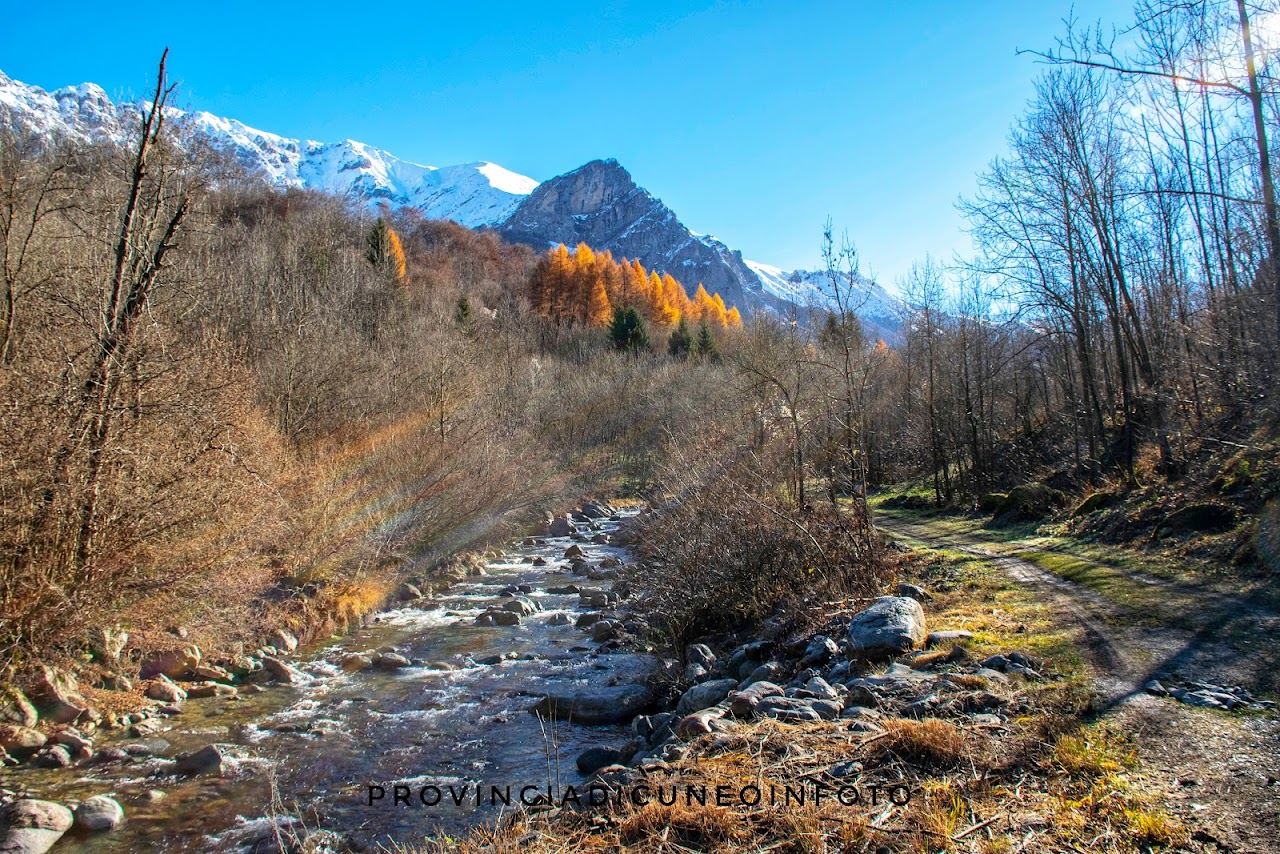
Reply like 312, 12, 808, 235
0, 799, 74, 854
728, 681, 784, 717
261, 657, 309, 685
138, 646, 201, 680
0, 724, 46, 760
28, 666, 92, 724
174, 744, 229, 776
576, 746, 624, 775
73, 796, 124, 832
675, 678, 738, 716
531, 684, 655, 724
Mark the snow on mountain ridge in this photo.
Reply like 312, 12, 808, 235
745, 259, 903, 328
0, 69, 532, 228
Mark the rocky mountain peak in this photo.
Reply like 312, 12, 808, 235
498, 161, 792, 317
502, 159, 641, 230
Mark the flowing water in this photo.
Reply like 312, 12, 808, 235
8, 512, 652, 852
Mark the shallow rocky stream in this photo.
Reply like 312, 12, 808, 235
7, 511, 650, 852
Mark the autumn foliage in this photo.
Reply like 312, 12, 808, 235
528, 242, 743, 332
367, 217, 408, 285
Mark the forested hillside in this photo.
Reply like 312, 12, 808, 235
827, 5, 1280, 569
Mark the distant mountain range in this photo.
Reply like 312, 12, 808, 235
0, 68, 902, 331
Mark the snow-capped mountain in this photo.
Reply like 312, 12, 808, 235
745, 261, 903, 338
0, 69, 535, 228
0, 68, 904, 326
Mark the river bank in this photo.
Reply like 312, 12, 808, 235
404, 523, 1222, 854
2, 502, 652, 852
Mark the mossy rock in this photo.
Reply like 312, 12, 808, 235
977, 492, 1007, 513
1212, 458, 1256, 495
1155, 503, 1238, 537
994, 483, 1068, 522
1073, 491, 1120, 517
883, 493, 933, 510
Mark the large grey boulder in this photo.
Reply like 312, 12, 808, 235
374, 653, 411, 670
675, 679, 738, 716
547, 515, 577, 537
756, 696, 824, 722
49, 730, 91, 760
582, 502, 610, 518
574, 612, 604, 628
174, 744, 229, 776
28, 666, 92, 724
576, 746, 624, 775
798, 636, 838, 669
591, 620, 620, 642
800, 676, 840, 701
475, 610, 521, 626
35, 745, 72, 768
683, 663, 708, 682
845, 597, 926, 660
261, 657, 310, 685
270, 629, 299, 653
186, 681, 239, 701
139, 645, 201, 680
740, 661, 786, 687
502, 597, 541, 617
633, 712, 678, 746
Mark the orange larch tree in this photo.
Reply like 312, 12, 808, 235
660, 274, 686, 325
526, 242, 742, 330
709, 292, 729, 327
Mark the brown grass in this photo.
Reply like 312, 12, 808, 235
879, 718, 971, 768
908, 649, 953, 670
947, 673, 990, 690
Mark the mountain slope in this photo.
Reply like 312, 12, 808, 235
0, 69, 535, 228
497, 159, 792, 316
745, 260, 904, 341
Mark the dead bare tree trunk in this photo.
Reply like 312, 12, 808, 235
33, 49, 192, 569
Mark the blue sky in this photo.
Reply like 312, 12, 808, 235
2, 0, 1129, 288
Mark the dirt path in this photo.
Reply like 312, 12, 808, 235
876, 510, 1280, 854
